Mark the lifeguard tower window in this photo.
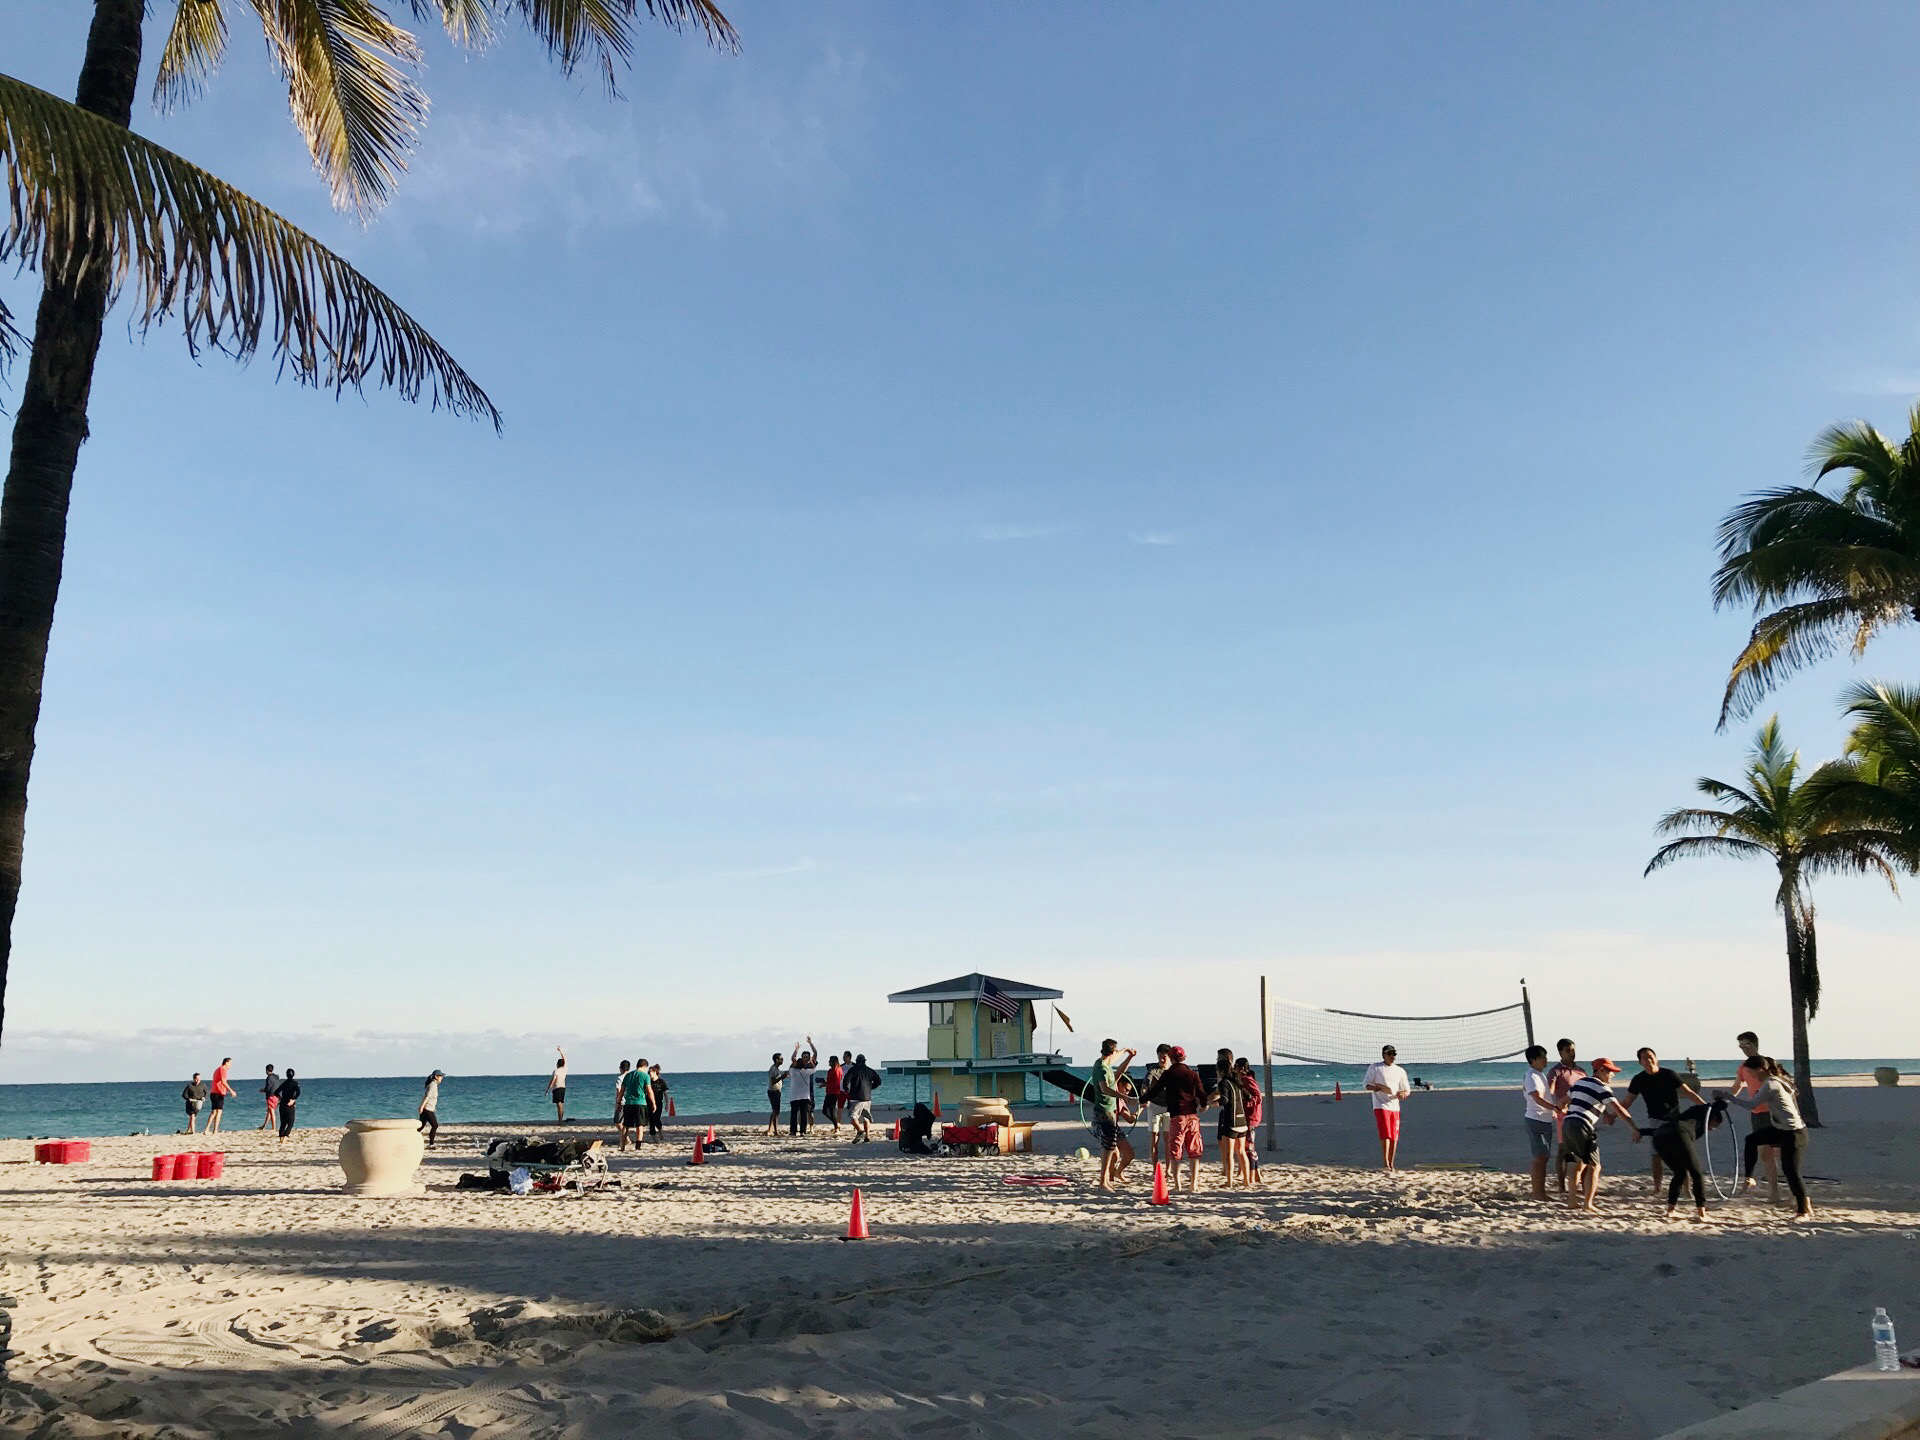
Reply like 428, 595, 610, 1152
929, 1002, 956, 1025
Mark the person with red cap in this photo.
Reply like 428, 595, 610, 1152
1559, 1057, 1639, 1212
1138, 1045, 1207, 1193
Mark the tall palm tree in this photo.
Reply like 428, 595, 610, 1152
1645, 718, 1901, 1126
1713, 405, 1920, 727
0, 0, 735, 1049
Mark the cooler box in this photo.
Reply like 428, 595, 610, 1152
194, 1152, 224, 1180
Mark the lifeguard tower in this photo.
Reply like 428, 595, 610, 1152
882, 972, 1072, 1108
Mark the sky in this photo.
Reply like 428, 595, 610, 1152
6, 2, 1920, 1082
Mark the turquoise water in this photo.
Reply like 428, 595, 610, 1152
3, 1059, 1911, 1140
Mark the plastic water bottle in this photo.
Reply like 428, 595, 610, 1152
1873, 1307, 1899, 1371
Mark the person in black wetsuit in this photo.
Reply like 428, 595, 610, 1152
276, 1069, 301, 1141
1620, 1047, 1711, 1220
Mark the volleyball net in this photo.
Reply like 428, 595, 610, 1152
1269, 987, 1533, 1066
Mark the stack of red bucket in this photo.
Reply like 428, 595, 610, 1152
151, 1152, 224, 1181
33, 1140, 90, 1164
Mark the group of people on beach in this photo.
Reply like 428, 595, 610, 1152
765, 1041, 883, 1142
179, 1058, 299, 1140
1086, 1040, 1267, 1192
1516, 1029, 1813, 1220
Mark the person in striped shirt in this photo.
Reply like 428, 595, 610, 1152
1560, 1057, 1640, 1213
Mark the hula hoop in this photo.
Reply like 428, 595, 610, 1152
1698, 1101, 1738, 1201
1001, 1175, 1069, 1187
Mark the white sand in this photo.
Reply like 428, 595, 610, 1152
4, 1079, 1920, 1439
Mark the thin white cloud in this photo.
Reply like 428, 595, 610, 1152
1128, 530, 1181, 546
395, 46, 869, 238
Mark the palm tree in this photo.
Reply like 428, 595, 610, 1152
1804, 681, 1920, 870
1713, 405, 1920, 727
0, 0, 736, 1049
1645, 718, 1902, 1126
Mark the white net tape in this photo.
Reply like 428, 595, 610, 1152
1271, 995, 1530, 1066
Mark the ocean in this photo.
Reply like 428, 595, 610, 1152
3, 1058, 1912, 1140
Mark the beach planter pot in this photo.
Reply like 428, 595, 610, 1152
339, 1119, 426, 1196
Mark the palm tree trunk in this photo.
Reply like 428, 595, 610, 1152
0, 0, 145, 1051
1782, 902, 1822, 1127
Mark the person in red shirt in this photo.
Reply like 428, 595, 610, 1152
1139, 1046, 1207, 1194
1543, 1039, 1586, 1195
824, 1055, 846, 1135
207, 1057, 234, 1134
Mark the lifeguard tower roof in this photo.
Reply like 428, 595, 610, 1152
887, 972, 1063, 1004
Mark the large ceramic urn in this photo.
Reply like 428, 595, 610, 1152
339, 1118, 426, 1195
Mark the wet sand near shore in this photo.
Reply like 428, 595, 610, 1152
3, 1079, 1917, 1439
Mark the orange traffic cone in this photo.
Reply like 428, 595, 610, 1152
845, 1187, 869, 1240
705, 1123, 716, 1145
689, 1135, 706, 1165
1334, 1080, 1343, 1101
668, 1097, 677, 1118
1150, 1161, 1171, 1206
932, 1094, 942, 1119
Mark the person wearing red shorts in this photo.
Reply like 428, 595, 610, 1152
1139, 1045, 1208, 1193
1363, 1044, 1411, 1172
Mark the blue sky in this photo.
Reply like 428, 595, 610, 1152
6, 2, 1920, 1081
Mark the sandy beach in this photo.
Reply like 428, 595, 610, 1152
4, 1078, 1919, 1439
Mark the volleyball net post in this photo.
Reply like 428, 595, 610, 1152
1259, 975, 1275, 1153
1269, 982, 1533, 1068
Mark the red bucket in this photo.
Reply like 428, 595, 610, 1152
34, 1143, 49, 1163
151, 1154, 174, 1181
195, 1152, 224, 1180
167, 1153, 191, 1180
55, 1141, 89, 1164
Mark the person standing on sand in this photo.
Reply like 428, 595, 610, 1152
1233, 1057, 1265, 1185
1211, 1047, 1250, 1187
1561, 1057, 1637, 1212
1363, 1044, 1411, 1172
418, 1070, 443, 1148
613, 1061, 631, 1126
1621, 1048, 1711, 1222
844, 1053, 881, 1143
618, 1062, 648, 1151
823, 1055, 845, 1134
648, 1065, 669, 1140
1522, 1045, 1561, 1201
547, 1049, 568, 1124
275, 1069, 300, 1141
181, 1073, 207, 1134
1090, 1039, 1136, 1190
207, 1057, 234, 1134
258, 1064, 280, 1131
1732, 1030, 1781, 1194
787, 1044, 818, 1136
1141, 1044, 1172, 1168
1545, 1039, 1585, 1194
1723, 1055, 1813, 1218
765, 1052, 788, 1137
1139, 1045, 1206, 1193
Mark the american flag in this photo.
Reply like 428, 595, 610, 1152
980, 980, 1020, 1023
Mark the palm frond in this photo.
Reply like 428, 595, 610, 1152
1644, 834, 1772, 875
498, 0, 738, 91
1797, 834, 1901, 890
244, 0, 428, 216
1719, 596, 1879, 728
407, 0, 497, 48
154, 0, 233, 112
0, 71, 497, 426
1808, 419, 1900, 493
0, 292, 19, 374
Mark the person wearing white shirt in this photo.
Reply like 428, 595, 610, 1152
1520, 1044, 1561, 1200
1363, 1044, 1412, 1172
